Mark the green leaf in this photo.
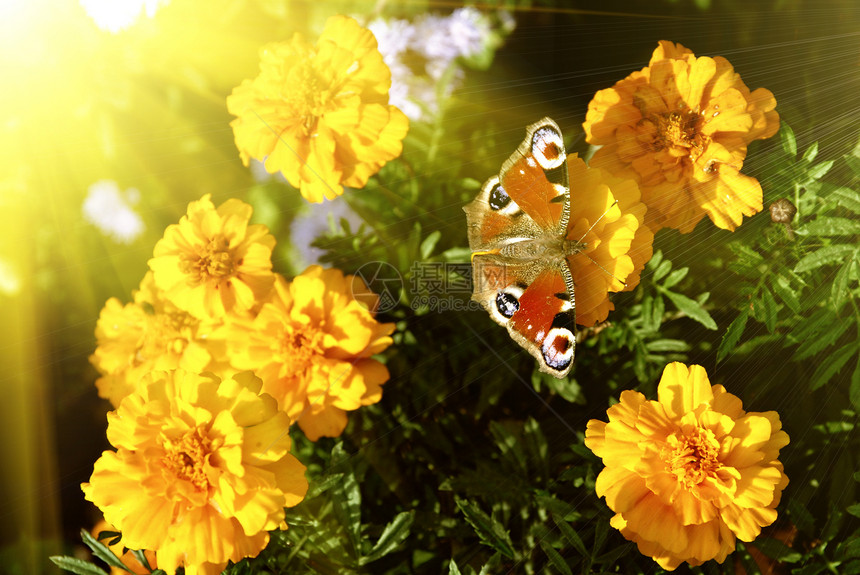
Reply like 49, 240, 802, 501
717, 307, 749, 362
80, 529, 133, 573
772, 275, 801, 314
809, 342, 858, 390
795, 244, 858, 273
802, 141, 819, 163
848, 504, 860, 518
756, 287, 778, 333
489, 421, 528, 474
448, 559, 462, 575
806, 159, 835, 181
49, 557, 110, 575
361, 511, 415, 564
662, 267, 688, 289
832, 255, 855, 308
850, 355, 860, 411
523, 417, 549, 480
652, 259, 672, 282
594, 542, 634, 565
662, 289, 718, 330
780, 124, 797, 157
795, 316, 851, 361
420, 230, 442, 260
644, 339, 689, 352
753, 537, 802, 563
552, 513, 589, 558
456, 497, 515, 559
797, 216, 860, 237
331, 469, 363, 559
539, 540, 574, 575
830, 187, 860, 214
787, 499, 816, 536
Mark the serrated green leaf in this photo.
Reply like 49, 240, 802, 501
652, 259, 672, 282
830, 187, 860, 214
832, 255, 855, 308
753, 537, 802, 563
772, 276, 801, 314
50, 557, 111, 575
810, 342, 858, 390
361, 511, 414, 564
717, 307, 749, 362
478, 551, 502, 575
807, 159, 835, 181
662, 267, 689, 289
456, 497, 515, 559
540, 540, 574, 575
797, 216, 860, 236
780, 124, 797, 157
795, 244, 858, 273
802, 141, 819, 163
846, 155, 860, 178
662, 289, 717, 330
848, 504, 860, 518
795, 315, 851, 361
331, 469, 363, 559
305, 473, 344, 500
756, 287, 778, 333
420, 230, 442, 260
80, 529, 133, 573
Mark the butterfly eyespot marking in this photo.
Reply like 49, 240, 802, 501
541, 326, 574, 371
487, 180, 521, 217
491, 285, 525, 322
532, 126, 566, 171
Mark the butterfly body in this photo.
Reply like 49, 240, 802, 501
464, 118, 581, 378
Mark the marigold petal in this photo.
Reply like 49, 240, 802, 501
658, 362, 714, 419
298, 403, 348, 441
622, 493, 689, 554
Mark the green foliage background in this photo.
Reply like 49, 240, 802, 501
3, 0, 859, 574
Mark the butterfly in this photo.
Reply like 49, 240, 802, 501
464, 118, 582, 378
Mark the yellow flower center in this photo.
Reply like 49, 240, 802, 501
138, 308, 197, 363
653, 108, 708, 161
180, 236, 235, 284
664, 427, 721, 489
161, 426, 214, 493
281, 324, 325, 376
287, 60, 343, 135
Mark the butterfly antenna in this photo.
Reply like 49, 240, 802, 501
573, 199, 628, 288
574, 199, 619, 244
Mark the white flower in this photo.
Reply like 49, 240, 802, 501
82, 181, 145, 243
290, 197, 362, 268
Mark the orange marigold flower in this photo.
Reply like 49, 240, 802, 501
225, 266, 394, 441
90, 272, 221, 407
148, 194, 275, 320
566, 154, 654, 327
583, 41, 779, 233
585, 362, 789, 571
227, 15, 409, 204
82, 370, 308, 575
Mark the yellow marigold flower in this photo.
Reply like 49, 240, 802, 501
585, 362, 789, 571
82, 370, 308, 575
225, 266, 394, 441
148, 194, 275, 320
583, 41, 779, 233
91, 520, 157, 575
90, 272, 221, 407
227, 15, 409, 204
566, 154, 654, 327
